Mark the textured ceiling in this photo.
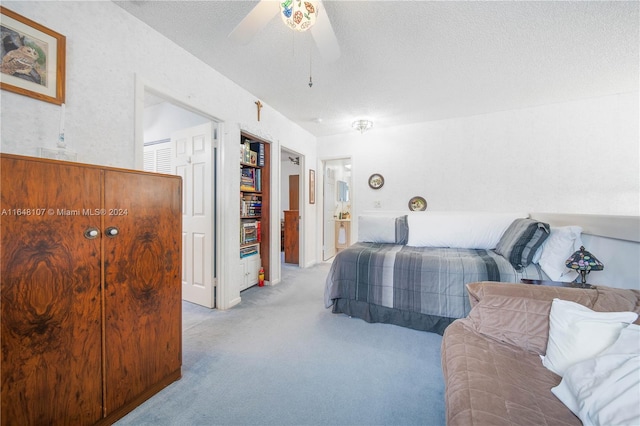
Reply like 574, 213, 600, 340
115, 1, 639, 137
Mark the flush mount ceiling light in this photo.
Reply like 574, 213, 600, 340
352, 119, 373, 133
280, 0, 318, 32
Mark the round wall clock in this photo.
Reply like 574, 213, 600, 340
368, 173, 384, 189
408, 196, 427, 211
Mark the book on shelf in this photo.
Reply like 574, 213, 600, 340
241, 205, 261, 217
240, 245, 258, 258
249, 142, 265, 167
240, 167, 257, 191
240, 167, 262, 192
242, 141, 251, 164
240, 220, 261, 244
241, 139, 264, 166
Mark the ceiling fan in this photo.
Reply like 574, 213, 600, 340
228, 0, 341, 63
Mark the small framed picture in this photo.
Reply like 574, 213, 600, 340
0, 7, 66, 105
309, 169, 316, 204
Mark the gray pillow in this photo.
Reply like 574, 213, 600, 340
495, 218, 550, 270
395, 215, 408, 244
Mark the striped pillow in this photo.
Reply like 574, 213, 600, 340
395, 215, 409, 244
495, 218, 550, 270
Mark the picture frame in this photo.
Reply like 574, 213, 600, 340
309, 169, 316, 204
0, 7, 66, 105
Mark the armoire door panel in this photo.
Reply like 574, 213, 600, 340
289, 174, 299, 210
1, 157, 103, 425
102, 170, 182, 414
283, 210, 299, 264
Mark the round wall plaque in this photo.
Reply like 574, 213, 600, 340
408, 196, 427, 211
368, 173, 384, 189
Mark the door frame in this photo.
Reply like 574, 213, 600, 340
134, 75, 226, 308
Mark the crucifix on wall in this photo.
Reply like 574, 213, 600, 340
255, 100, 263, 121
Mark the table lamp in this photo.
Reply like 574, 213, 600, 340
565, 246, 604, 287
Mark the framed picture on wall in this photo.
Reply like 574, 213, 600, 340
0, 7, 66, 105
309, 169, 316, 204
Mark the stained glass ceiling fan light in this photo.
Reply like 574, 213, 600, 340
280, 0, 319, 32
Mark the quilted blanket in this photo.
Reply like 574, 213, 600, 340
324, 242, 546, 333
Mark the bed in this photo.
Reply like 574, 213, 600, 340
324, 212, 570, 334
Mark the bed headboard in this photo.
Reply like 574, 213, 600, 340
530, 213, 640, 290
530, 213, 640, 243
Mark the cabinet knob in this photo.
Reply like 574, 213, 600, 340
84, 227, 100, 239
105, 227, 119, 237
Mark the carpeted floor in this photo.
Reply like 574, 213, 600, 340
115, 262, 446, 426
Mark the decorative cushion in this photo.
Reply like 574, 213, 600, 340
495, 218, 550, 270
467, 294, 552, 355
358, 216, 396, 243
394, 215, 409, 245
551, 324, 640, 426
536, 226, 583, 281
542, 298, 638, 376
407, 211, 528, 249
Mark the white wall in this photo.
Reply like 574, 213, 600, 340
0, 1, 318, 308
318, 92, 639, 242
579, 234, 639, 290
144, 102, 209, 144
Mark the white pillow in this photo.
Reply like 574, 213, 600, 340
358, 216, 396, 243
552, 324, 640, 426
542, 298, 638, 376
536, 226, 583, 282
406, 212, 527, 249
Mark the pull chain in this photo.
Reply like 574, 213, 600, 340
308, 51, 313, 88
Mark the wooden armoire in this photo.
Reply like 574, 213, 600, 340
283, 210, 299, 264
0, 154, 182, 425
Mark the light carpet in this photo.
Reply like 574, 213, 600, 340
115, 262, 445, 426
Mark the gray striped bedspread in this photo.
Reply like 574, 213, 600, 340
324, 242, 547, 322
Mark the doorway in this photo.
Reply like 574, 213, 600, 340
322, 158, 352, 261
141, 90, 219, 308
280, 147, 303, 266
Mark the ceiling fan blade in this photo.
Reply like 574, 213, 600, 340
228, 0, 279, 45
310, 2, 341, 62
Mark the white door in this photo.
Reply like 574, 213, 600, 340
323, 166, 336, 260
171, 122, 215, 308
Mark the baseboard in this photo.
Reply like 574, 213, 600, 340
97, 369, 182, 425
228, 296, 242, 309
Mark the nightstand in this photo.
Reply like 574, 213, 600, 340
521, 278, 595, 289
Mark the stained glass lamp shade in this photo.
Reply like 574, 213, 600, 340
280, 1, 318, 32
565, 246, 604, 285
